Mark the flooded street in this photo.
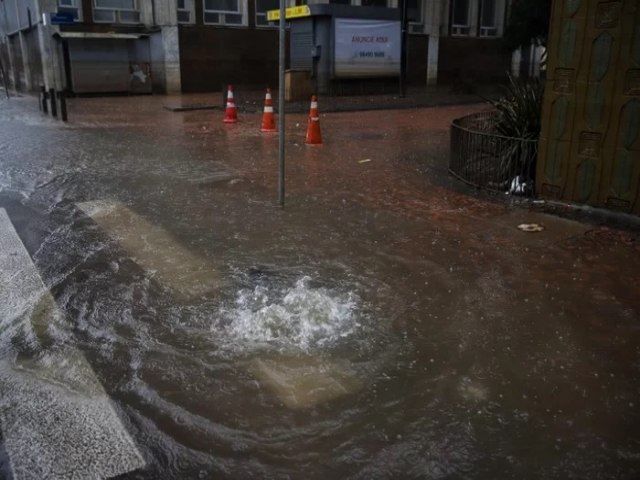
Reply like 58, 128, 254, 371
1, 95, 639, 479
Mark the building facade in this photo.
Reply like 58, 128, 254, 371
0, 0, 513, 95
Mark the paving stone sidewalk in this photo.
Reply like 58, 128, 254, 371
162, 84, 502, 114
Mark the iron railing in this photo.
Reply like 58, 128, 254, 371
450, 111, 539, 196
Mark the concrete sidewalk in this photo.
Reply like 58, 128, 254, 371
161, 84, 502, 114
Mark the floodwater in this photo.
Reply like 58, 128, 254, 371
1, 95, 639, 479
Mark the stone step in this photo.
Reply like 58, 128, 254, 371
0, 208, 145, 480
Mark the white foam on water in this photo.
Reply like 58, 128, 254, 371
217, 276, 362, 353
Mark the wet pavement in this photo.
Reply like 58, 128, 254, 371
0, 94, 639, 479
159, 84, 502, 114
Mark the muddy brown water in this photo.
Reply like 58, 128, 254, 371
0, 96, 639, 479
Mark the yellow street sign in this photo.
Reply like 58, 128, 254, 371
267, 5, 311, 21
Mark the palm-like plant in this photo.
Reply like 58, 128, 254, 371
491, 74, 543, 139
488, 74, 544, 185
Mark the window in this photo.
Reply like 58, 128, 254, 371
203, 0, 246, 26
93, 0, 140, 24
177, 0, 194, 23
451, 0, 470, 35
58, 0, 82, 20
479, 0, 497, 36
406, 0, 422, 24
256, 0, 278, 27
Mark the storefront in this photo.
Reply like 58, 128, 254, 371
57, 32, 151, 94
287, 4, 403, 95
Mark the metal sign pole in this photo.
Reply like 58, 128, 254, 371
277, 0, 286, 206
400, 0, 407, 97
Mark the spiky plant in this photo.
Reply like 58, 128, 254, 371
488, 74, 544, 184
491, 74, 544, 139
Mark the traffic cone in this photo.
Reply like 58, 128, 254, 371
305, 95, 322, 145
260, 88, 276, 132
223, 85, 238, 124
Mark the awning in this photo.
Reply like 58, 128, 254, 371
56, 32, 148, 40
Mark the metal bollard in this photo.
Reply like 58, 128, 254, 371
59, 90, 68, 122
41, 86, 48, 114
49, 88, 57, 118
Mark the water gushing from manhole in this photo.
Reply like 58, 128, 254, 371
216, 276, 361, 353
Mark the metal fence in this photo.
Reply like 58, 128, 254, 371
449, 111, 539, 196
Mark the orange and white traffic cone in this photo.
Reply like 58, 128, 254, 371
260, 88, 276, 132
305, 95, 322, 145
223, 85, 238, 124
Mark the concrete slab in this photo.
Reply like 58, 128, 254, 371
162, 104, 220, 112
0, 208, 145, 480
77, 200, 223, 299
184, 172, 236, 186
249, 355, 364, 410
